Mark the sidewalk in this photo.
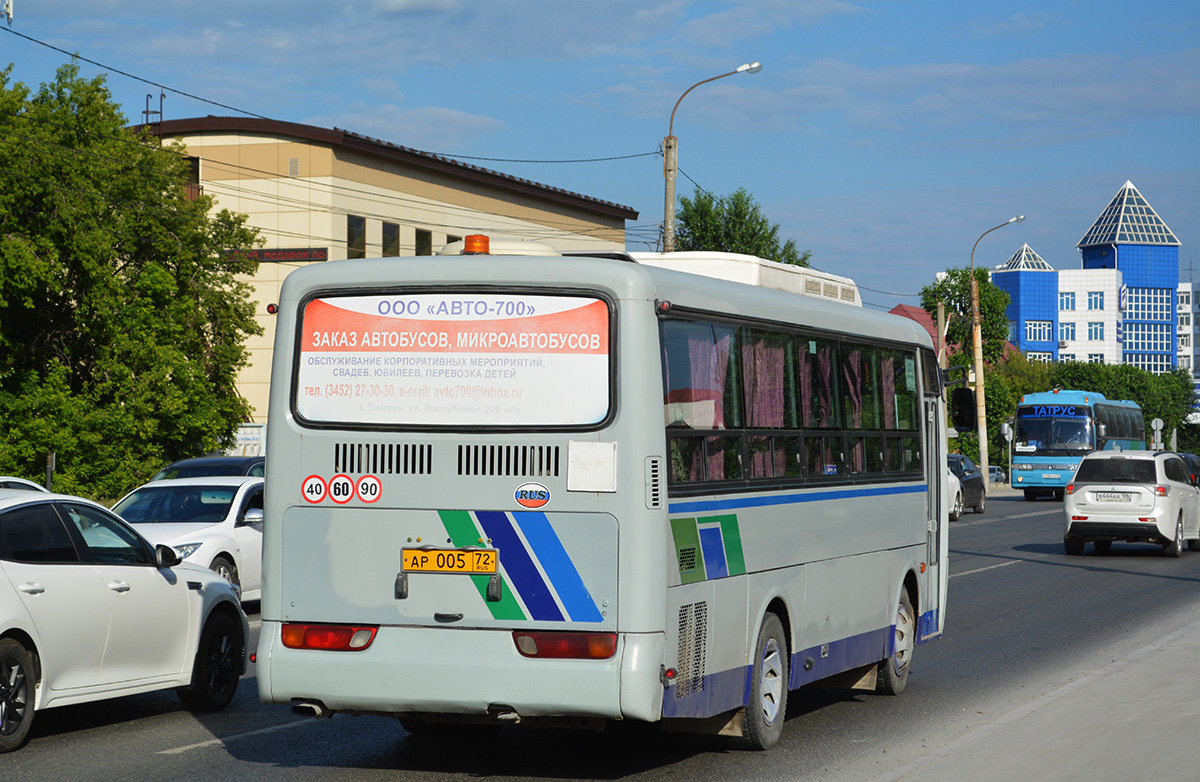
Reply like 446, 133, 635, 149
879, 614, 1200, 781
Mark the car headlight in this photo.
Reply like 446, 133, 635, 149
173, 542, 203, 559
1013, 463, 1034, 471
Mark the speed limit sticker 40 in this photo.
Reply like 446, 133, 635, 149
301, 475, 327, 504
356, 475, 382, 503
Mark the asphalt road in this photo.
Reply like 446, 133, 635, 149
5, 484, 1199, 781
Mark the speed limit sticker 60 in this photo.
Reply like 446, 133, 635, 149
356, 475, 382, 503
328, 474, 355, 504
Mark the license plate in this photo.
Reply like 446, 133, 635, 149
402, 547, 498, 574
1095, 492, 1131, 502
1043, 473, 1061, 480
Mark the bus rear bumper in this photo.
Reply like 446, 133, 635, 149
257, 622, 665, 723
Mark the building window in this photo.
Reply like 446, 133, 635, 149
1088, 291, 1104, 310
415, 229, 433, 256
1028, 352, 1052, 362
1180, 291, 1191, 307
1059, 322, 1076, 341
1182, 313, 1192, 328
382, 222, 400, 257
1124, 323, 1172, 352
347, 215, 366, 259
1008, 321, 1017, 342
1059, 292, 1076, 311
1088, 322, 1104, 341
1125, 288, 1172, 321
1059, 353, 1076, 362
1182, 356, 1192, 370
1088, 354, 1105, 363
1025, 321, 1051, 342
1181, 334, 1191, 349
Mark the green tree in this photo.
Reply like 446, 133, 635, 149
0, 63, 262, 499
1049, 362, 1195, 444
920, 268, 1011, 363
674, 186, 811, 265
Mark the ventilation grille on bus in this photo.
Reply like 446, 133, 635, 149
333, 443, 432, 475
676, 602, 708, 699
457, 444, 560, 477
645, 456, 664, 510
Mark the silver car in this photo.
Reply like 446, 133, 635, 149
1063, 451, 1200, 556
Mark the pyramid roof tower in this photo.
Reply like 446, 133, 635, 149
1077, 180, 1180, 248
996, 243, 1054, 271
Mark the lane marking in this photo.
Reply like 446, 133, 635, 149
950, 560, 1021, 578
159, 719, 312, 755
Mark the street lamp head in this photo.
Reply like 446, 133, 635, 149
1010, 215, 1026, 224
738, 62, 763, 74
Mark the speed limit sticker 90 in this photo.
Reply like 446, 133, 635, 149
328, 474, 355, 504
356, 475, 382, 503
301, 475, 328, 504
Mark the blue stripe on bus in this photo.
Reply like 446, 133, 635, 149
667, 483, 926, 514
476, 511, 564, 622
513, 511, 603, 623
662, 625, 896, 719
697, 525, 729, 579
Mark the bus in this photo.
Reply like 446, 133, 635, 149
256, 237, 974, 749
1004, 389, 1145, 501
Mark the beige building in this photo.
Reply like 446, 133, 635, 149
154, 117, 639, 424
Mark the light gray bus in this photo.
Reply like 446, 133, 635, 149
256, 236, 970, 749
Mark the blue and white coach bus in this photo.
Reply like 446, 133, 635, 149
1005, 389, 1145, 501
255, 237, 974, 749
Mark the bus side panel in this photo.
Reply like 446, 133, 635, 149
661, 576, 751, 719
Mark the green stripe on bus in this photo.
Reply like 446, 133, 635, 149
713, 514, 746, 576
437, 510, 526, 621
669, 516, 707, 584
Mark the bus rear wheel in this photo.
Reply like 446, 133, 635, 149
744, 613, 788, 750
878, 589, 913, 695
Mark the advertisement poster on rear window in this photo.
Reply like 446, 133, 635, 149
296, 293, 610, 426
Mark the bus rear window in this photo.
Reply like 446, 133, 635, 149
295, 292, 611, 427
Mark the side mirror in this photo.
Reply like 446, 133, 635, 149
949, 387, 976, 432
155, 544, 182, 568
241, 507, 265, 526
1096, 422, 1107, 439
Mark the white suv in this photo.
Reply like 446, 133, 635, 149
1063, 451, 1200, 556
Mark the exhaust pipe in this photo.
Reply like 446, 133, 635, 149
291, 699, 332, 719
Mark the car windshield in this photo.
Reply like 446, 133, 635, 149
114, 486, 237, 523
1073, 458, 1156, 484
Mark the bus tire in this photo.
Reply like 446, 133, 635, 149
744, 613, 788, 750
878, 589, 913, 696
1023, 489, 1036, 501
0, 638, 35, 753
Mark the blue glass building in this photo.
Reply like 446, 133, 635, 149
992, 181, 1180, 373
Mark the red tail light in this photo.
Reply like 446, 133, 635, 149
512, 631, 617, 659
281, 623, 378, 651
1154, 485, 1169, 497
1065, 483, 1076, 495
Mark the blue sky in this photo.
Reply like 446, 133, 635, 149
3, 1, 1197, 312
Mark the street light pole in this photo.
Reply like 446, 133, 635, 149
662, 61, 762, 252
969, 214, 1025, 480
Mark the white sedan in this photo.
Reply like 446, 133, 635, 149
112, 477, 264, 602
0, 489, 248, 753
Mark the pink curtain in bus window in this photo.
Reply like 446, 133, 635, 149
844, 349, 863, 429
743, 339, 785, 477
803, 345, 835, 427
742, 339, 785, 428
882, 355, 896, 430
